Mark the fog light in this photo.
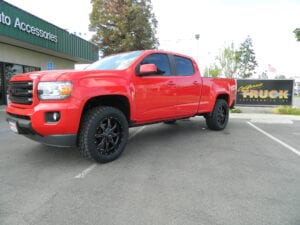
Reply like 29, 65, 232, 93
45, 112, 61, 123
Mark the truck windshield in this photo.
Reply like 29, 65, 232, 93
85, 51, 143, 70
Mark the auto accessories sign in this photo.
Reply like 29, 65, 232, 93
0, 11, 58, 43
236, 79, 293, 106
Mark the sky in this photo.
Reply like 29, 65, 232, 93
3, 0, 300, 78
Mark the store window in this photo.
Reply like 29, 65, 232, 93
4, 64, 23, 81
0, 62, 40, 105
24, 66, 40, 73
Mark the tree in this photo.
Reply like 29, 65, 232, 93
209, 37, 258, 78
236, 36, 258, 78
89, 0, 159, 56
203, 64, 221, 77
275, 74, 286, 79
294, 28, 300, 41
216, 42, 239, 78
258, 71, 268, 79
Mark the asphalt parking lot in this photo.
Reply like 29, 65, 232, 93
0, 108, 299, 225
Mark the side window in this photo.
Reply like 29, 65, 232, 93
140, 54, 171, 76
174, 56, 194, 76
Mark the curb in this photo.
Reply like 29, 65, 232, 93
230, 113, 300, 121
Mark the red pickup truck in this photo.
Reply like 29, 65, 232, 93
6, 50, 236, 163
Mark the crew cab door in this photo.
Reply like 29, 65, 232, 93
134, 53, 177, 122
171, 55, 202, 117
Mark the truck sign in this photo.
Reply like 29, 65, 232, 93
236, 79, 293, 106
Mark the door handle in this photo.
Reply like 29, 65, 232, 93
167, 81, 175, 86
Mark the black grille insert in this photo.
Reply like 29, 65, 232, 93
8, 81, 33, 105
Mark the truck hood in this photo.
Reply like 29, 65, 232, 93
10, 70, 128, 82
10, 70, 74, 82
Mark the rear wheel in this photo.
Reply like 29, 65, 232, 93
205, 99, 229, 130
79, 106, 128, 163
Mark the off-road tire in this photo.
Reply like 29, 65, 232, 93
79, 106, 129, 163
205, 99, 229, 130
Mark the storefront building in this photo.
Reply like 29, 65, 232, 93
0, 1, 98, 105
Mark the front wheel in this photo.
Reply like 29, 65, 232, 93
205, 99, 229, 130
79, 106, 129, 163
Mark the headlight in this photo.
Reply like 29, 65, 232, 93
38, 82, 72, 100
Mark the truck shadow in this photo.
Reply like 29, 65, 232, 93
124, 118, 215, 158
20, 118, 233, 165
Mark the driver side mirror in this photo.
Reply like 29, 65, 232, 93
138, 64, 157, 76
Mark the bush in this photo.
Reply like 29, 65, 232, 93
230, 108, 242, 113
273, 106, 300, 115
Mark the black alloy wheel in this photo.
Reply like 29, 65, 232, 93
216, 103, 227, 127
79, 106, 129, 163
205, 99, 229, 130
95, 116, 122, 156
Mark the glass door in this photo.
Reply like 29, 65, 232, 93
1, 62, 41, 105
0, 62, 4, 105
3, 63, 23, 105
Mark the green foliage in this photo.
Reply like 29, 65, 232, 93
273, 106, 300, 115
274, 74, 286, 79
89, 0, 158, 56
258, 71, 268, 79
208, 36, 257, 79
230, 108, 242, 113
216, 43, 239, 78
294, 28, 300, 41
203, 64, 222, 77
235, 36, 258, 79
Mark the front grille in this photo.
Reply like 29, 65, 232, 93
8, 81, 33, 105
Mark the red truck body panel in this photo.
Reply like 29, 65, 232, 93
6, 50, 236, 147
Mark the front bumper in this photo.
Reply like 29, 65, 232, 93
6, 114, 77, 147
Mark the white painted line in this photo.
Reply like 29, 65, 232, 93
75, 126, 146, 179
74, 163, 97, 179
129, 126, 145, 140
247, 122, 300, 157
250, 118, 293, 124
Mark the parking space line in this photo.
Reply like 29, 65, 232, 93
74, 163, 97, 179
129, 126, 146, 140
247, 122, 300, 157
74, 126, 146, 179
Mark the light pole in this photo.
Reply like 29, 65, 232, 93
195, 34, 200, 64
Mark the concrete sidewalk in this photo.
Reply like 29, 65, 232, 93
230, 112, 300, 122
236, 106, 274, 114
231, 106, 300, 121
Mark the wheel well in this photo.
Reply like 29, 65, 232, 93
81, 95, 130, 121
217, 94, 229, 104
202, 94, 230, 118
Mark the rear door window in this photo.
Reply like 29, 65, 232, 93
174, 56, 194, 76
